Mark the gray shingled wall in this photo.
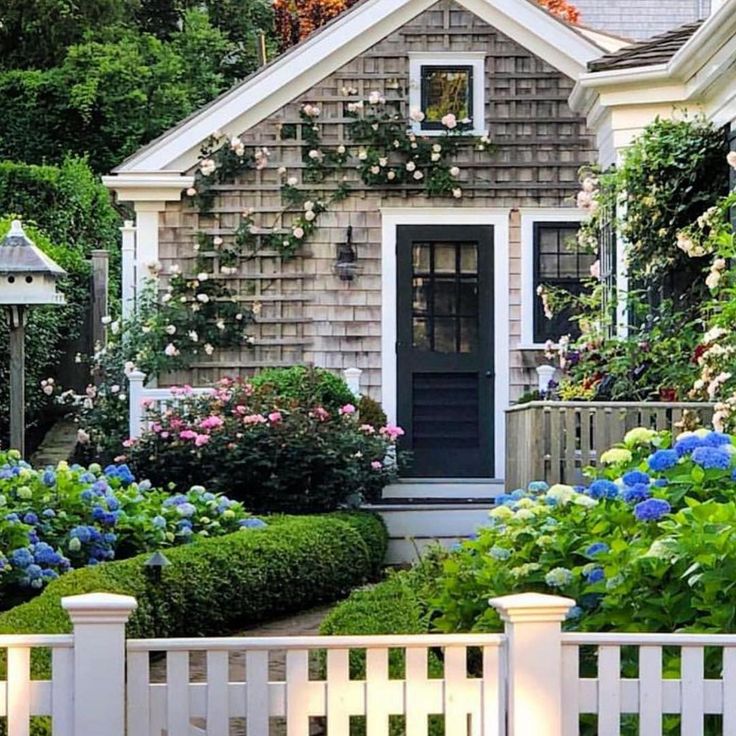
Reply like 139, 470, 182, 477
574, 0, 710, 39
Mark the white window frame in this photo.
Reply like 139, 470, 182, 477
408, 52, 486, 137
520, 208, 587, 349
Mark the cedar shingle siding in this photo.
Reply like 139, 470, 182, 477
158, 0, 595, 399
574, 0, 709, 40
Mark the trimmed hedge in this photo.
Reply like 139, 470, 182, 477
0, 513, 387, 638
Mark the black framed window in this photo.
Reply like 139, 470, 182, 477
420, 65, 473, 130
533, 222, 595, 344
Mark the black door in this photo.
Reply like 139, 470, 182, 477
396, 225, 494, 478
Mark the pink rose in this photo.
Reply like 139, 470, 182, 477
359, 424, 376, 434
243, 414, 267, 425
195, 434, 210, 447
339, 404, 356, 415
371, 461, 383, 470
268, 411, 283, 423
179, 429, 198, 440
312, 407, 330, 421
199, 415, 224, 430
380, 424, 405, 441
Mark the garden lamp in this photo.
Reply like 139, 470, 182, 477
0, 220, 66, 457
335, 225, 359, 281
144, 550, 171, 583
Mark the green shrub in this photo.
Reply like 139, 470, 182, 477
357, 395, 387, 428
251, 365, 357, 410
128, 378, 403, 512
0, 512, 387, 639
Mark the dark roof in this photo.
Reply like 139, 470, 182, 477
588, 20, 703, 72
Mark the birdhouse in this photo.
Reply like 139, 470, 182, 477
0, 220, 66, 306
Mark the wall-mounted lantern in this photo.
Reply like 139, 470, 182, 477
0, 220, 66, 456
335, 225, 359, 281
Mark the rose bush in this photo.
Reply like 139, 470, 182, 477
0, 451, 257, 608
126, 377, 403, 512
432, 426, 736, 636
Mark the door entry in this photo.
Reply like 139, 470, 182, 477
396, 225, 494, 478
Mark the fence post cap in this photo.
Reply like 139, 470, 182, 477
61, 592, 138, 623
127, 370, 146, 381
489, 592, 575, 623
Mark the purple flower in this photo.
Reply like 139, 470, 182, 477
691, 446, 731, 470
634, 498, 671, 522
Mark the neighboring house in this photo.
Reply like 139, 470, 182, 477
102, 0, 734, 512
574, 0, 710, 40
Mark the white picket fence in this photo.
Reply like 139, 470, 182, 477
4, 592, 736, 735
127, 367, 363, 440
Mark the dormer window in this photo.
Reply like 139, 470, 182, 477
409, 53, 486, 136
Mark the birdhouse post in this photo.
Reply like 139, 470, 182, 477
0, 220, 66, 456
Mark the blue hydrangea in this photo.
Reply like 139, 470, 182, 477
588, 480, 619, 500
634, 498, 671, 522
104, 464, 135, 486
138, 479, 152, 492
27, 530, 39, 544
177, 503, 197, 518
177, 518, 193, 529
91, 506, 106, 521
653, 478, 669, 487
92, 480, 109, 495
26, 564, 43, 580
80, 489, 94, 502
528, 481, 549, 493
42, 508, 56, 518
4, 513, 19, 523
622, 470, 651, 486
70, 526, 93, 543
0, 468, 13, 480
510, 489, 526, 500
566, 606, 583, 620
42, 469, 56, 487
586, 542, 609, 556
545, 567, 573, 589
674, 435, 705, 457
703, 431, 732, 447
585, 566, 605, 583
10, 548, 33, 568
79, 472, 96, 483
647, 449, 679, 472
42, 569, 58, 581
691, 446, 731, 470
622, 483, 651, 504
152, 515, 167, 529
239, 518, 267, 529
23, 512, 38, 525
33, 542, 61, 565
105, 495, 120, 512
163, 494, 188, 508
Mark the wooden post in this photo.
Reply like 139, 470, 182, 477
8, 305, 27, 456
121, 220, 136, 319
90, 250, 109, 350
489, 592, 575, 736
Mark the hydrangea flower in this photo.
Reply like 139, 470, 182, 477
10, 548, 33, 568
622, 470, 650, 486
703, 431, 732, 447
647, 449, 679, 472
545, 567, 573, 588
42, 469, 56, 487
600, 448, 633, 465
622, 483, 651, 504
239, 518, 267, 529
585, 542, 609, 556
527, 481, 549, 493
674, 434, 705, 457
587, 480, 619, 500
691, 446, 731, 470
634, 498, 671, 522
489, 546, 511, 561
584, 566, 605, 583
623, 427, 657, 446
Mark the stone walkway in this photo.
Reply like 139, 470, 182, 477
149, 604, 334, 735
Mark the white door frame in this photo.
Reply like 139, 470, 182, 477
380, 208, 510, 480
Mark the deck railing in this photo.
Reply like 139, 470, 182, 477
7, 591, 736, 735
505, 400, 715, 490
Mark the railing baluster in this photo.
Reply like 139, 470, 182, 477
286, 650, 310, 736
597, 645, 621, 736
7, 647, 31, 736
126, 650, 150, 736
51, 647, 74, 736
166, 650, 191, 736
366, 648, 390, 736
639, 646, 663, 736
326, 649, 351, 732
561, 645, 579, 736
722, 647, 736, 735
245, 650, 270, 736
205, 650, 229, 736
681, 646, 705, 736
405, 647, 429, 736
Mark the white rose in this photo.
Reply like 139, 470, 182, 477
370, 166, 380, 175
303, 200, 314, 211
212, 236, 223, 246
409, 108, 425, 122
406, 161, 416, 172
287, 176, 298, 186
358, 149, 368, 161
164, 343, 179, 357
165, 324, 176, 335
452, 188, 463, 199
196, 293, 210, 303
186, 187, 197, 197
431, 153, 440, 162
198, 272, 209, 281
378, 157, 388, 167
432, 144, 442, 153
387, 171, 396, 180
441, 113, 457, 129
204, 343, 215, 355
337, 145, 346, 154
450, 166, 460, 177
188, 331, 198, 342
413, 170, 424, 180
293, 227, 305, 239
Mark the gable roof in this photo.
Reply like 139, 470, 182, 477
588, 20, 704, 72
106, 0, 610, 181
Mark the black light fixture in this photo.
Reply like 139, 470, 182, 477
144, 550, 171, 583
335, 225, 359, 281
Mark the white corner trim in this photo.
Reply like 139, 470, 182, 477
111, 0, 601, 175
380, 207, 509, 480
101, 173, 194, 203
519, 208, 585, 349
408, 53, 487, 136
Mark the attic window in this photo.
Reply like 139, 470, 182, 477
409, 53, 485, 136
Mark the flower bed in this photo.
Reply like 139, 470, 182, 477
433, 426, 736, 634
0, 451, 253, 607
126, 376, 404, 512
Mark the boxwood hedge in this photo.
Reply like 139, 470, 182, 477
0, 513, 387, 639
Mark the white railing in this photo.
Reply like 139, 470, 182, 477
11, 590, 736, 735
0, 634, 74, 735
127, 633, 505, 736
127, 367, 363, 440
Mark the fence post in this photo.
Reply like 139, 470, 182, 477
121, 220, 136, 319
128, 370, 146, 439
343, 367, 362, 398
489, 592, 575, 736
90, 250, 109, 351
62, 592, 137, 736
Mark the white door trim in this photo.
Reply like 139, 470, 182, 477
380, 207, 510, 480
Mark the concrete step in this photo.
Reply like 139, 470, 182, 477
363, 502, 493, 564
382, 478, 505, 501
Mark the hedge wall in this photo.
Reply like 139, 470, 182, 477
0, 513, 387, 638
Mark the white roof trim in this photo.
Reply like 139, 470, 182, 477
110, 0, 604, 177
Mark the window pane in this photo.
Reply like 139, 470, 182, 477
459, 318, 478, 353
434, 317, 457, 353
433, 278, 456, 315
412, 277, 430, 314
413, 318, 430, 349
459, 244, 477, 273
458, 281, 478, 316
413, 243, 430, 272
422, 66, 472, 125
434, 243, 456, 274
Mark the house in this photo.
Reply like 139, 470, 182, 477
103, 0, 735, 557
